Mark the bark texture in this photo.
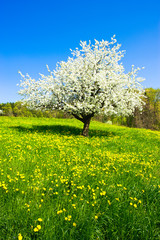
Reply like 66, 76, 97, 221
82, 117, 91, 137
72, 113, 94, 137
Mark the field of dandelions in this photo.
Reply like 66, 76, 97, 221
0, 117, 160, 240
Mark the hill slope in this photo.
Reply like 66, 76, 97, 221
0, 117, 160, 239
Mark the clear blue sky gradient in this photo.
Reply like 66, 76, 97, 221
0, 0, 159, 103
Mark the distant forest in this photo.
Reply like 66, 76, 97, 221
0, 88, 160, 131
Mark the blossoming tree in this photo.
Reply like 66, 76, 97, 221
19, 36, 145, 136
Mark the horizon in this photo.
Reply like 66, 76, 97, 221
0, 0, 159, 103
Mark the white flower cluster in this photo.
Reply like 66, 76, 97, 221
18, 36, 145, 119
0, 110, 3, 115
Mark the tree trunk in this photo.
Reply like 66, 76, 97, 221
82, 117, 91, 137
72, 113, 94, 137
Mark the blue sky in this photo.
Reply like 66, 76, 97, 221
0, 0, 159, 103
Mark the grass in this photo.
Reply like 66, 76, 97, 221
0, 116, 160, 240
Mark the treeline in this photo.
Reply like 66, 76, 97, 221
0, 88, 160, 130
0, 102, 70, 119
103, 88, 160, 130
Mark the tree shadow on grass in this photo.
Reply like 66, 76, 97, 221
10, 124, 117, 138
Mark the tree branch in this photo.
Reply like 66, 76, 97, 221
72, 113, 84, 122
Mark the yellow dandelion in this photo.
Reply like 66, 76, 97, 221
38, 218, 43, 222
18, 233, 23, 240
95, 215, 98, 220
73, 222, 77, 227
34, 227, 38, 232
37, 225, 41, 230
100, 191, 106, 196
57, 210, 63, 214
67, 215, 72, 221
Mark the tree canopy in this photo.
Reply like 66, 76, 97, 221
19, 36, 145, 136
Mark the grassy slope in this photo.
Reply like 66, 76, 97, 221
0, 117, 160, 240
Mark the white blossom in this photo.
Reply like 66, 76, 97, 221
18, 36, 145, 135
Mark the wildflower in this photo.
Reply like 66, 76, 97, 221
133, 204, 137, 208
38, 218, 43, 222
18, 233, 23, 240
57, 210, 63, 214
95, 215, 98, 220
64, 215, 72, 221
34, 227, 38, 232
108, 200, 111, 205
117, 184, 122, 187
73, 222, 77, 227
37, 225, 41, 230
100, 191, 106, 196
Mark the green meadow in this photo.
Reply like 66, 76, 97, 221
0, 117, 160, 240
